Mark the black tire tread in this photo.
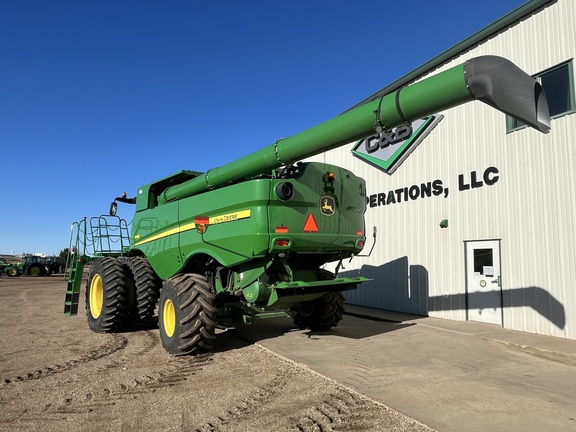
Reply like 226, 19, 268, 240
86, 257, 131, 333
28, 264, 44, 277
159, 273, 217, 356
124, 257, 161, 326
293, 269, 345, 331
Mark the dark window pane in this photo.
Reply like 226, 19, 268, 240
473, 248, 493, 275
510, 117, 525, 129
540, 65, 572, 116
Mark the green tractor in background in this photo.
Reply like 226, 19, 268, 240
64, 56, 550, 356
43, 256, 65, 274
23, 256, 51, 276
1, 256, 63, 277
0, 258, 23, 277
6, 263, 23, 277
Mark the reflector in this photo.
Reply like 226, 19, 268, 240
303, 214, 319, 232
195, 216, 209, 225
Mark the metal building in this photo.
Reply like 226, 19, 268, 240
311, 0, 576, 340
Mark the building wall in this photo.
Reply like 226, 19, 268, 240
310, 0, 575, 339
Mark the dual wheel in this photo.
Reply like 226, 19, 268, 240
86, 257, 217, 356
86, 257, 161, 332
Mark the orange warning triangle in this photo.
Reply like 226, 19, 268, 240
303, 214, 319, 232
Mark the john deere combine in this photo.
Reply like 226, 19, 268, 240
65, 56, 550, 355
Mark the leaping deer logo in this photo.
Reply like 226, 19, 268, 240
320, 196, 335, 216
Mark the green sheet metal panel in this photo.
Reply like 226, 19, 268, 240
178, 180, 271, 269
268, 162, 366, 253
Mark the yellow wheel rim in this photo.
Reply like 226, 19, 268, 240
89, 274, 104, 319
163, 299, 176, 337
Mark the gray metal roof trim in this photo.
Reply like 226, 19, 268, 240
345, 0, 557, 112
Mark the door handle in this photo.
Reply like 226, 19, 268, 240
491, 276, 501, 286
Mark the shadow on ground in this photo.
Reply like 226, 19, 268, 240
228, 312, 415, 347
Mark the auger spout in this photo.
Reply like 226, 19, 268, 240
161, 55, 549, 204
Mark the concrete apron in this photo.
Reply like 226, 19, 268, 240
232, 306, 576, 432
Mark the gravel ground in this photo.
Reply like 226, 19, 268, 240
0, 275, 433, 432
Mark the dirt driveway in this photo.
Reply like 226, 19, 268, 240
0, 275, 432, 432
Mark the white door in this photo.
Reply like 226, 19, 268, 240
465, 240, 502, 326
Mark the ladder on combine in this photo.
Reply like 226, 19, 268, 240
64, 215, 130, 316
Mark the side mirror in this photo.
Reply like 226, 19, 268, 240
109, 201, 118, 216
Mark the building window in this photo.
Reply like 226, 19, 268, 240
507, 60, 575, 132
473, 249, 493, 276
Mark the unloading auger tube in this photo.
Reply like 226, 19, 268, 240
160, 55, 550, 203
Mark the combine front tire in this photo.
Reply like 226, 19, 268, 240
86, 257, 131, 333
159, 273, 217, 356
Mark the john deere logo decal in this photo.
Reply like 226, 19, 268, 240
320, 196, 335, 216
352, 115, 443, 174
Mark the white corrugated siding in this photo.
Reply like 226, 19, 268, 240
310, 0, 576, 339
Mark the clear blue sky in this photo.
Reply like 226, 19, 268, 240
0, 0, 527, 256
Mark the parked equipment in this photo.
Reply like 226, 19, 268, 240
64, 56, 550, 355
0, 258, 17, 277
1, 256, 53, 277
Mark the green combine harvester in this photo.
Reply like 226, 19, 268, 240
65, 56, 550, 355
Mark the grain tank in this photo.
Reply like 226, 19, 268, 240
65, 56, 550, 355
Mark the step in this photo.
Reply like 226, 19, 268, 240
64, 291, 81, 315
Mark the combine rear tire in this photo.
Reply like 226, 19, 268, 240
124, 257, 161, 327
293, 291, 345, 331
293, 269, 345, 331
294, 269, 344, 331
159, 273, 217, 356
86, 257, 131, 333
